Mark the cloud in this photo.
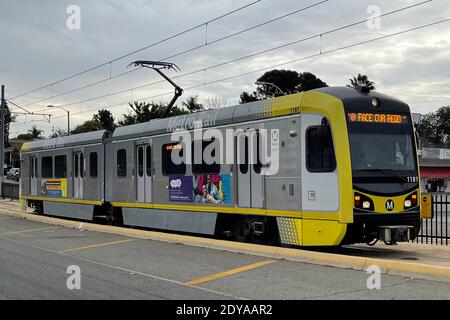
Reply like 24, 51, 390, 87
1, 0, 449, 137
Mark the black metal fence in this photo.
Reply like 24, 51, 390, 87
1, 182, 19, 200
416, 193, 449, 245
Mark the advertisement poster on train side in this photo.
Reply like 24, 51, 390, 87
169, 175, 231, 204
41, 179, 67, 197
168, 176, 193, 202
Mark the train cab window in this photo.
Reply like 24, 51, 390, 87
162, 143, 186, 176
90, 152, 98, 178
117, 149, 127, 178
54, 155, 67, 178
192, 140, 220, 175
306, 125, 336, 172
41, 156, 53, 178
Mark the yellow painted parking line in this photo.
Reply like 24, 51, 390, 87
58, 239, 136, 254
0, 226, 59, 236
185, 259, 275, 286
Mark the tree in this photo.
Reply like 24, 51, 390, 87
349, 73, 376, 90
17, 125, 44, 140
70, 109, 117, 134
239, 69, 328, 103
71, 120, 102, 135
239, 91, 259, 104
417, 106, 450, 147
436, 106, 450, 144
49, 127, 68, 138
118, 101, 190, 126
298, 72, 328, 91
3, 101, 15, 147
205, 96, 229, 110
182, 95, 203, 113
93, 109, 116, 132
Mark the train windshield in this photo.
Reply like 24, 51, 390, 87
346, 112, 418, 193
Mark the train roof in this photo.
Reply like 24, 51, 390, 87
111, 98, 275, 141
22, 130, 108, 152
21, 86, 411, 150
111, 86, 410, 141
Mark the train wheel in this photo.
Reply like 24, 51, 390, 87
232, 217, 251, 242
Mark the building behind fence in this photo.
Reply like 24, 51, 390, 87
417, 193, 449, 245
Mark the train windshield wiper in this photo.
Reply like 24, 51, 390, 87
357, 169, 409, 183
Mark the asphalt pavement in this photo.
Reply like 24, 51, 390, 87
0, 207, 449, 300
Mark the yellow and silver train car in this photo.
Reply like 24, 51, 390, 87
20, 86, 422, 246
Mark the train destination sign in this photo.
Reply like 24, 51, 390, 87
347, 112, 408, 124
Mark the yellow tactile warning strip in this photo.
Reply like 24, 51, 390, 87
185, 260, 275, 286
0, 226, 59, 236
277, 217, 301, 246
58, 239, 135, 254
1, 204, 450, 281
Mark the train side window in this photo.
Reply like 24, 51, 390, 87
117, 149, 127, 178
41, 156, 53, 178
80, 153, 84, 178
146, 146, 152, 177
54, 155, 67, 178
138, 147, 144, 177
162, 143, 186, 176
253, 131, 262, 174
90, 152, 98, 178
239, 136, 249, 174
34, 157, 38, 178
30, 157, 35, 178
74, 154, 79, 178
306, 126, 336, 172
192, 140, 220, 175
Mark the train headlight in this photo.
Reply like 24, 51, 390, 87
404, 192, 418, 210
371, 97, 380, 108
354, 192, 374, 211
404, 200, 412, 208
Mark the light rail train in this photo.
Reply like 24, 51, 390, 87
19, 86, 423, 246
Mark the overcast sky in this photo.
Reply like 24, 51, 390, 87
1, 0, 449, 137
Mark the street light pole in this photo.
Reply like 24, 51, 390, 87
47, 105, 70, 135
0, 85, 5, 197
255, 81, 285, 97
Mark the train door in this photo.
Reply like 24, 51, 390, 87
136, 144, 152, 203
300, 114, 339, 212
236, 130, 263, 208
73, 151, 84, 199
30, 156, 37, 196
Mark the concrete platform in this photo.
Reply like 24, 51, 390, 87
0, 200, 449, 299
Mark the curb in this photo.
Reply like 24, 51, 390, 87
1, 206, 450, 281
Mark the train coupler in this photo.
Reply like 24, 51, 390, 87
378, 225, 413, 245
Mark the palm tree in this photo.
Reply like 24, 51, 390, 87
349, 74, 375, 90
28, 125, 44, 140
182, 95, 203, 113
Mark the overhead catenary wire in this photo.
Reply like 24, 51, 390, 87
27, 0, 433, 113
21, 0, 329, 108
9, 0, 264, 100
15, 16, 446, 125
